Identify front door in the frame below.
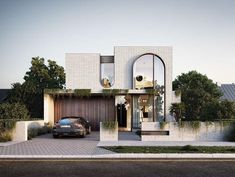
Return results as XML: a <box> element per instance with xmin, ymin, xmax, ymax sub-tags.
<box><xmin>132</xmin><ymin>95</ymin><xmax>154</xmax><ymax>128</ymax></box>
<box><xmin>117</xmin><ymin>103</ymin><xmax>127</xmax><ymax>127</ymax></box>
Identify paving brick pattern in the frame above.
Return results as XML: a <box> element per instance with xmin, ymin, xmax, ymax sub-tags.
<box><xmin>0</xmin><ymin>132</ymin><xmax>113</xmax><ymax>155</ymax></box>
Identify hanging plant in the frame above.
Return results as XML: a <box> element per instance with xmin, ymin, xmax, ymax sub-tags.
<box><xmin>145</xmin><ymin>89</ymin><xmax>161</xmax><ymax>96</ymax></box>
<box><xmin>102</xmin><ymin>89</ymin><xmax>113</xmax><ymax>97</ymax></box>
<box><xmin>112</xmin><ymin>89</ymin><xmax>121</xmax><ymax>95</ymax></box>
<box><xmin>44</xmin><ymin>88</ymin><xmax>62</xmax><ymax>95</ymax></box>
<box><xmin>189</xmin><ymin>121</ymin><xmax>201</xmax><ymax>132</ymax></box>
<box><xmin>102</xmin><ymin>89</ymin><xmax>129</xmax><ymax>97</ymax></box>
<box><xmin>178</xmin><ymin>120</ymin><xmax>185</xmax><ymax>129</ymax></box>
<box><xmin>74</xmin><ymin>89</ymin><xmax>91</xmax><ymax>97</ymax></box>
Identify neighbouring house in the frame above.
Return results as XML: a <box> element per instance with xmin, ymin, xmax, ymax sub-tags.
<box><xmin>44</xmin><ymin>46</ymin><xmax>181</xmax><ymax>131</ymax></box>
<box><xmin>220</xmin><ymin>83</ymin><xmax>235</xmax><ymax>102</ymax></box>
<box><xmin>0</xmin><ymin>89</ymin><xmax>10</xmax><ymax>103</ymax></box>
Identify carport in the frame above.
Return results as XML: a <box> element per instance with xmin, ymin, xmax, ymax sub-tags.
<box><xmin>44</xmin><ymin>92</ymin><xmax>115</xmax><ymax>131</ymax></box>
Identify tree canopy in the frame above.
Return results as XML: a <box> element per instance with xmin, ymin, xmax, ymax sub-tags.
<box><xmin>172</xmin><ymin>70</ymin><xmax>235</xmax><ymax>121</ymax></box>
<box><xmin>7</xmin><ymin>57</ymin><xmax>65</xmax><ymax>118</ymax></box>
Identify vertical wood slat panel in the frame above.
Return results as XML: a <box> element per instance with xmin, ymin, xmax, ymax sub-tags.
<box><xmin>54</xmin><ymin>96</ymin><xmax>115</xmax><ymax>130</ymax></box>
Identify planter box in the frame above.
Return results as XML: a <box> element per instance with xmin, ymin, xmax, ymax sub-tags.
<box><xmin>100</xmin><ymin>122</ymin><xmax>118</xmax><ymax>141</ymax></box>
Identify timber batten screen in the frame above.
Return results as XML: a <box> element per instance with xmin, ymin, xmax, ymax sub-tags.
<box><xmin>54</xmin><ymin>96</ymin><xmax>115</xmax><ymax>131</ymax></box>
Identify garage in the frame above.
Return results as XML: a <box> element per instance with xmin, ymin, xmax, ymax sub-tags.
<box><xmin>54</xmin><ymin>96</ymin><xmax>115</xmax><ymax>131</ymax></box>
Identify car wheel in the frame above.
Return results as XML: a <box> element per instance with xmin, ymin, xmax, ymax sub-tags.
<box><xmin>80</xmin><ymin>132</ymin><xmax>85</xmax><ymax>138</ymax></box>
<box><xmin>87</xmin><ymin>127</ymin><xmax>91</xmax><ymax>134</ymax></box>
<box><xmin>53</xmin><ymin>135</ymin><xmax>59</xmax><ymax>138</ymax></box>
<box><xmin>82</xmin><ymin>130</ymin><xmax>87</xmax><ymax>138</ymax></box>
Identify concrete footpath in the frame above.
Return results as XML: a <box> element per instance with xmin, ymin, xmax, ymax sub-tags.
<box><xmin>1</xmin><ymin>153</ymin><xmax>235</xmax><ymax>159</ymax></box>
<box><xmin>1</xmin><ymin>133</ymin><xmax>235</xmax><ymax>159</ymax></box>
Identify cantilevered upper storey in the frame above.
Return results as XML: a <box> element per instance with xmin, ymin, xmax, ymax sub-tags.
<box><xmin>65</xmin><ymin>46</ymin><xmax>172</xmax><ymax>91</ymax></box>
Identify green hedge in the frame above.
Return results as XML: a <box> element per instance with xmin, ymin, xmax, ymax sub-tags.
<box><xmin>0</xmin><ymin>103</ymin><xmax>30</xmax><ymax>120</ymax></box>
<box><xmin>0</xmin><ymin>103</ymin><xmax>30</xmax><ymax>131</ymax></box>
<box><xmin>0</xmin><ymin>103</ymin><xmax>30</xmax><ymax>142</ymax></box>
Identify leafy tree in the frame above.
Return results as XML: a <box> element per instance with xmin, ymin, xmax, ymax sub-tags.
<box><xmin>172</xmin><ymin>71</ymin><xmax>222</xmax><ymax>121</ymax></box>
<box><xmin>7</xmin><ymin>57</ymin><xmax>65</xmax><ymax>118</ymax></box>
<box><xmin>170</xmin><ymin>103</ymin><xmax>185</xmax><ymax>121</ymax></box>
<box><xmin>201</xmin><ymin>100</ymin><xmax>235</xmax><ymax>121</ymax></box>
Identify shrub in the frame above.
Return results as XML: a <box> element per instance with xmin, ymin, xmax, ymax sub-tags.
<box><xmin>0</xmin><ymin>130</ymin><xmax>13</xmax><ymax>142</ymax></box>
<box><xmin>224</xmin><ymin>122</ymin><xmax>235</xmax><ymax>142</ymax></box>
<box><xmin>102</xmin><ymin>121</ymin><xmax>117</xmax><ymax>131</ymax></box>
<box><xmin>0</xmin><ymin>103</ymin><xmax>30</xmax><ymax>140</ymax></box>
<box><xmin>181</xmin><ymin>145</ymin><xmax>199</xmax><ymax>152</ymax></box>
<box><xmin>38</xmin><ymin>125</ymin><xmax>52</xmax><ymax>135</ymax></box>
<box><xmin>0</xmin><ymin>119</ymin><xmax>18</xmax><ymax>130</ymax></box>
<box><xmin>28</xmin><ymin>128</ymin><xmax>38</xmax><ymax>140</ymax></box>
<box><xmin>28</xmin><ymin>123</ymin><xmax>52</xmax><ymax>140</ymax></box>
<box><xmin>0</xmin><ymin>102</ymin><xmax>30</xmax><ymax>120</ymax></box>
<box><xmin>159</xmin><ymin>121</ymin><xmax>168</xmax><ymax>129</ymax></box>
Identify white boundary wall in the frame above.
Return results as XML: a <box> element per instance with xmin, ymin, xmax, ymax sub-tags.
<box><xmin>12</xmin><ymin>120</ymin><xmax>44</xmax><ymax>141</ymax></box>
<box><xmin>141</xmin><ymin>122</ymin><xmax>232</xmax><ymax>141</ymax></box>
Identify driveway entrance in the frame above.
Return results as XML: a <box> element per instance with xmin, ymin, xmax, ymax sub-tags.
<box><xmin>0</xmin><ymin>132</ymin><xmax>112</xmax><ymax>156</ymax></box>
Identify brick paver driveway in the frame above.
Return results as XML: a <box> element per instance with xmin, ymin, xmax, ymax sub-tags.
<box><xmin>0</xmin><ymin>132</ymin><xmax>113</xmax><ymax>156</ymax></box>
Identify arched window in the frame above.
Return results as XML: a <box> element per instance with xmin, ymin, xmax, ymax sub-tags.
<box><xmin>133</xmin><ymin>54</ymin><xmax>165</xmax><ymax>123</ymax></box>
<box><xmin>133</xmin><ymin>54</ymin><xmax>153</xmax><ymax>89</ymax></box>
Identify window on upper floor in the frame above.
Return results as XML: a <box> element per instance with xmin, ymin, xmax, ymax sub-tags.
<box><xmin>133</xmin><ymin>53</ymin><xmax>165</xmax><ymax>121</ymax></box>
<box><xmin>133</xmin><ymin>54</ymin><xmax>165</xmax><ymax>90</ymax></box>
<box><xmin>100</xmin><ymin>56</ymin><xmax>114</xmax><ymax>88</ymax></box>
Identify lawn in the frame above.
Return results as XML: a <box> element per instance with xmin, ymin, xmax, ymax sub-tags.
<box><xmin>104</xmin><ymin>145</ymin><xmax>235</xmax><ymax>153</ymax></box>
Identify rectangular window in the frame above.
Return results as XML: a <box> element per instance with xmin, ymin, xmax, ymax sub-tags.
<box><xmin>100</xmin><ymin>56</ymin><xmax>114</xmax><ymax>88</ymax></box>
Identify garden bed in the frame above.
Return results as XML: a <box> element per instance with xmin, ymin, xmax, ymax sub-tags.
<box><xmin>104</xmin><ymin>145</ymin><xmax>235</xmax><ymax>153</ymax></box>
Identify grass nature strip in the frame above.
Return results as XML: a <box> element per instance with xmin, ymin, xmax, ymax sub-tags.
<box><xmin>104</xmin><ymin>145</ymin><xmax>235</xmax><ymax>153</ymax></box>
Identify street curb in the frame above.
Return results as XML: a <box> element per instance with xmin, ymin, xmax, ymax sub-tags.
<box><xmin>1</xmin><ymin>153</ymin><xmax>235</xmax><ymax>159</ymax></box>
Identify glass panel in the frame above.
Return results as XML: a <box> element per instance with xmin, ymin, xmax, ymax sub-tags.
<box><xmin>154</xmin><ymin>56</ymin><xmax>164</xmax><ymax>89</ymax></box>
<box><xmin>154</xmin><ymin>95</ymin><xmax>164</xmax><ymax>121</ymax></box>
<box><xmin>132</xmin><ymin>95</ymin><xmax>153</xmax><ymax>128</ymax></box>
<box><xmin>133</xmin><ymin>96</ymin><xmax>140</xmax><ymax>128</ymax></box>
<box><xmin>139</xmin><ymin>95</ymin><xmax>153</xmax><ymax>122</ymax></box>
<box><xmin>101</xmin><ymin>63</ymin><xmax>114</xmax><ymax>88</ymax></box>
<box><xmin>133</xmin><ymin>55</ymin><xmax>153</xmax><ymax>89</ymax></box>
<box><xmin>132</xmin><ymin>54</ymin><xmax>165</xmax><ymax>123</ymax></box>
<box><xmin>154</xmin><ymin>56</ymin><xmax>165</xmax><ymax>121</ymax></box>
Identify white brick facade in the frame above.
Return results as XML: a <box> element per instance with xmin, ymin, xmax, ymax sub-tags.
<box><xmin>65</xmin><ymin>53</ymin><xmax>102</xmax><ymax>90</ymax></box>
<box><xmin>66</xmin><ymin>46</ymin><xmax>172</xmax><ymax>90</ymax></box>
<box><xmin>65</xmin><ymin>46</ymin><xmax>173</xmax><ymax>119</ymax></box>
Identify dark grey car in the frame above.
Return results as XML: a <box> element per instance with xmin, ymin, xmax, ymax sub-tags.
<box><xmin>52</xmin><ymin>116</ymin><xmax>91</xmax><ymax>138</ymax></box>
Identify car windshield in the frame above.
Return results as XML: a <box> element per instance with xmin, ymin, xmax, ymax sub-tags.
<box><xmin>59</xmin><ymin>118</ymin><xmax>77</xmax><ymax>125</ymax></box>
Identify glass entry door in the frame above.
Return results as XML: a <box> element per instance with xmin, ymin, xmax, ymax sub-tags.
<box><xmin>132</xmin><ymin>95</ymin><xmax>153</xmax><ymax>128</ymax></box>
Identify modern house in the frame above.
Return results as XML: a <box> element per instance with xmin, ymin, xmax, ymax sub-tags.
<box><xmin>0</xmin><ymin>89</ymin><xmax>10</xmax><ymax>103</ymax></box>
<box><xmin>220</xmin><ymin>84</ymin><xmax>235</xmax><ymax>102</ymax></box>
<box><xmin>44</xmin><ymin>46</ymin><xmax>180</xmax><ymax>131</ymax></box>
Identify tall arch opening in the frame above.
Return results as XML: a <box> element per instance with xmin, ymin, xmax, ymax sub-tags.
<box><xmin>132</xmin><ymin>54</ymin><xmax>165</xmax><ymax>127</ymax></box>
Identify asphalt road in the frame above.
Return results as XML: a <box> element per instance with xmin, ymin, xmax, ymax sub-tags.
<box><xmin>1</xmin><ymin>159</ymin><xmax>235</xmax><ymax>177</ymax></box>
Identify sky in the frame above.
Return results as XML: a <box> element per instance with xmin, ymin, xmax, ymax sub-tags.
<box><xmin>0</xmin><ymin>0</ymin><xmax>235</xmax><ymax>88</ymax></box>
